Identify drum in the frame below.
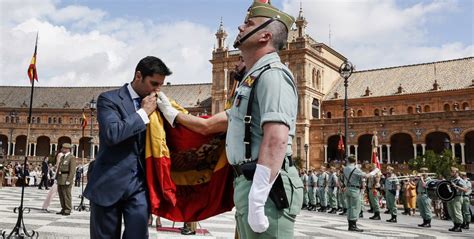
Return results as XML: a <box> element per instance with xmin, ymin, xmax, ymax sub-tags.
<box><xmin>427</xmin><ymin>180</ymin><xmax>455</xmax><ymax>202</ymax></box>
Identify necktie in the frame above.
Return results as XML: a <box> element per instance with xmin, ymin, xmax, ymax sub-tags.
<box><xmin>133</xmin><ymin>98</ymin><xmax>142</xmax><ymax>110</ymax></box>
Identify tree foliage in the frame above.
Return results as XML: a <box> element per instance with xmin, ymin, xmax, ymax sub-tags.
<box><xmin>408</xmin><ymin>149</ymin><xmax>461</xmax><ymax>179</ymax></box>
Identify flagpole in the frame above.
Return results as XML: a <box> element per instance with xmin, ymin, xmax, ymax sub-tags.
<box><xmin>2</xmin><ymin>34</ymin><xmax>39</xmax><ymax>239</ymax></box>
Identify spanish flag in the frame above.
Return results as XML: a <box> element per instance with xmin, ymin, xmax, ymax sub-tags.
<box><xmin>145</xmin><ymin>100</ymin><xmax>234</xmax><ymax>222</ymax></box>
<box><xmin>27</xmin><ymin>33</ymin><xmax>38</xmax><ymax>84</ymax></box>
<box><xmin>81</xmin><ymin>111</ymin><xmax>88</xmax><ymax>129</ymax></box>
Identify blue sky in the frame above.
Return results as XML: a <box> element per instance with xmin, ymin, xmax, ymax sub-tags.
<box><xmin>0</xmin><ymin>0</ymin><xmax>472</xmax><ymax>86</ymax></box>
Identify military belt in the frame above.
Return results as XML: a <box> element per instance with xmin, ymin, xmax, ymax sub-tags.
<box><xmin>231</xmin><ymin>156</ymin><xmax>293</xmax><ymax>178</ymax></box>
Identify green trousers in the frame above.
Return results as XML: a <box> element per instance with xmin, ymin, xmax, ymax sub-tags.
<box><xmin>462</xmin><ymin>196</ymin><xmax>471</xmax><ymax>224</ymax></box>
<box><xmin>328</xmin><ymin>187</ymin><xmax>337</xmax><ymax>208</ymax></box>
<box><xmin>345</xmin><ymin>188</ymin><xmax>361</xmax><ymax>221</ymax></box>
<box><xmin>308</xmin><ymin>187</ymin><xmax>316</xmax><ymax>205</ymax></box>
<box><xmin>58</xmin><ymin>184</ymin><xmax>72</xmax><ymax>214</ymax></box>
<box><xmin>416</xmin><ymin>194</ymin><xmax>432</xmax><ymax>220</ymax></box>
<box><xmin>303</xmin><ymin>187</ymin><xmax>308</xmax><ymax>206</ymax></box>
<box><xmin>447</xmin><ymin>196</ymin><xmax>463</xmax><ymax>224</ymax></box>
<box><xmin>319</xmin><ymin>187</ymin><xmax>327</xmax><ymax>207</ymax></box>
<box><xmin>234</xmin><ymin>166</ymin><xmax>303</xmax><ymax>238</ymax></box>
<box><xmin>338</xmin><ymin>189</ymin><xmax>346</xmax><ymax>209</ymax></box>
<box><xmin>368</xmin><ymin>189</ymin><xmax>380</xmax><ymax>213</ymax></box>
<box><xmin>385</xmin><ymin>190</ymin><xmax>397</xmax><ymax>216</ymax></box>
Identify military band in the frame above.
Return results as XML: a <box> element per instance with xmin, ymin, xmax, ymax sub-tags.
<box><xmin>299</xmin><ymin>161</ymin><xmax>472</xmax><ymax>234</ymax></box>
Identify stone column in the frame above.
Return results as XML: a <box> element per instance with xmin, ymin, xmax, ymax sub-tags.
<box><xmin>12</xmin><ymin>142</ymin><xmax>16</xmax><ymax>156</ymax></box>
<box><xmin>413</xmin><ymin>144</ymin><xmax>417</xmax><ymax>158</ymax></box>
<box><xmin>49</xmin><ymin>144</ymin><xmax>53</xmax><ymax>155</ymax></box>
<box><xmin>7</xmin><ymin>141</ymin><xmax>11</xmax><ymax>156</ymax></box>
<box><xmin>460</xmin><ymin>143</ymin><xmax>465</xmax><ymax>165</ymax></box>
<box><xmin>421</xmin><ymin>144</ymin><xmax>426</xmax><ymax>155</ymax></box>
<box><xmin>33</xmin><ymin>143</ymin><xmax>37</xmax><ymax>156</ymax></box>
<box><xmin>451</xmin><ymin>143</ymin><xmax>455</xmax><ymax>159</ymax></box>
<box><xmin>324</xmin><ymin>145</ymin><xmax>328</xmax><ymax>164</ymax></box>
<box><xmin>74</xmin><ymin>144</ymin><xmax>79</xmax><ymax>157</ymax></box>
<box><xmin>379</xmin><ymin>145</ymin><xmax>383</xmax><ymax>162</ymax></box>
<box><xmin>387</xmin><ymin>144</ymin><xmax>391</xmax><ymax>164</ymax></box>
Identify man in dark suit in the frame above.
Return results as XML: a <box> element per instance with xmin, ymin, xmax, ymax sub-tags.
<box><xmin>84</xmin><ymin>56</ymin><xmax>171</xmax><ymax>239</ymax></box>
<box><xmin>38</xmin><ymin>156</ymin><xmax>49</xmax><ymax>190</ymax></box>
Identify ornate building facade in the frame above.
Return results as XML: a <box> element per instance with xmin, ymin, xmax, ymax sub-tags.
<box><xmin>1</xmin><ymin>7</ymin><xmax>473</xmax><ymax>173</ymax></box>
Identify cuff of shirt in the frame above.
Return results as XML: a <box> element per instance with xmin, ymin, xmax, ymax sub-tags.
<box><xmin>260</xmin><ymin>112</ymin><xmax>292</xmax><ymax>129</ymax></box>
<box><xmin>137</xmin><ymin>109</ymin><xmax>150</xmax><ymax>124</ymax></box>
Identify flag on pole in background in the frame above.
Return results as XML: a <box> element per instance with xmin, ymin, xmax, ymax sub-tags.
<box><xmin>337</xmin><ymin>133</ymin><xmax>344</xmax><ymax>153</ymax></box>
<box><xmin>81</xmin><ymin>111</ymin><xmax>88</xmax><ymax>130</ymax></box>
<box><xmin>371</xmin><ymin>131</ymin><xmax>381</xmax><ymax>169</ymax></box>
<box><xmin>27</xmin><ymin>33</ymin><xmax>39</xmax><ymax>83</ymax></box>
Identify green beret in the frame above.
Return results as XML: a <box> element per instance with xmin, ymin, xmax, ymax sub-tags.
<box><xmin>245</xmin><ymin>0</ymin><xmax>295</xmax><ymax>31</ymax></box>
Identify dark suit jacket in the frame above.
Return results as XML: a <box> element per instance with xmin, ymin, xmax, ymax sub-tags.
<box><xmin>84</xmin><ymin>84</ymin><xmax>147</xmax><ymax>207</ymax></box>
<box><xmin>41</xmin><ymin>161</ymin><xmax>48</xmax><ymax>175</ymax></box>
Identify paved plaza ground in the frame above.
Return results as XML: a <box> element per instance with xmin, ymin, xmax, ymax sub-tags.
<box><xmin>0</xmin><ymin>186</ymin><xmax>473</xmax><ymax>238</ymax></box>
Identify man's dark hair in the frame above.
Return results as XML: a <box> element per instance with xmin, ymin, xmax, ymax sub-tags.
<box><xmin>347</xmin><ymin>155</ymin><xmax>356</xmax><ymax>163</ymax></box>
<box><xmin>135</xmin><ymin>56</ymin><xmax>172</xmax><ymax>80</ymax></box>
<box><xmin>265</xmin><ymin>21</ymin><xmax>288</xmax><ymax>51</ymax></box>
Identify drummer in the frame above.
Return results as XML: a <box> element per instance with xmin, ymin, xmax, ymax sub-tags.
<box><xmin>416</xmin><ymin>167</ymin><xmax>432</xmax><ymax>228</ymax></box>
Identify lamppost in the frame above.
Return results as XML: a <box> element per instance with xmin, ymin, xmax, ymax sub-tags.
<box><xmin>304</xmin><ymin>143</ymin><xmax>309</xmax><ymax>172</ymax></box>
<box><xmin>339</xmin><ymin>60</ymin><xmax>354</xmax><ymax>160</ymax></box>
<box><xmin>89</xmin><ymin>98</ymin><xmax>97</xmax><ymax>160</ymax></box>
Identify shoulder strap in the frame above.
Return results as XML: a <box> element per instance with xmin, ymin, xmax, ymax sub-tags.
<box><xmin>244</xmin><ymin>64</ymin><xmax>272</xmax><ymax>160</ymax></box>
<box><xmin>347</xmin><ymin>167</ymin><xmax>357</xmax><ymax>185</ymax></box>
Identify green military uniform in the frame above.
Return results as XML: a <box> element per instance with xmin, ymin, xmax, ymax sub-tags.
<box><xmin>384</xmin><ymin>173</ymin><xmax>399</xmax><ymax>220</ymax></box>
<box><xmin>343</xmin><ymin>162</ymin><xmax>364</xmax><ymax>231</ymax></box>
<box><xmin>461</xmin><ymin>176</ymin><xmax>471</xmax><ymax>229</ymax></box>
<box><xmin>308</xmin><ymin>172</ymin><xmax>317</xmax><ymax>209</ymax></box>
<box><xmin>416</xmin><ymin>175</ymin><xmax>432</xmax><ymax>227</ymax></box>
<box><xmin>367</xmin><ymin>171</ymin><xmax>381</xmax><ymax>220</ymax></box>
<box><xmin>314</xmin><ymin>172</ymin><xmax>320</xmax><ymax>206</ymax></box>
<box><xmin>227</xmin><ymin>5</ymin><xmax>302</xmax><ymax>233</ymax></box>
<box><xmin>301</xmin><ymin>172</ymin><xmax>308</xmax><ymax>208</ymax></box>
<box><xmin>327</xmin><ymin>171</ymin><xmax>338</xmax><ymax>212</ymax></box>
<box><xmin>318</xmin><ymin>170</ymin><xmax>328</xmax><ymax>211</ymax></box>
<box><xmin>337</xmin><ymin>170</ymin><xmax>347</xmax><ymax>213</ymax></box>
<box><xmin>57</xmin><ymin>150</ymin><xmax>77</xmax><ymax>215</ymax></box>
<box><xmin>447</xmin><ymin>175</ymin><xmax>467</xmax><ymax>231</ymax></box>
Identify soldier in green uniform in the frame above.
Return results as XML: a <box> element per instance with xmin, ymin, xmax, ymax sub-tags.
<box><xmin>300</xmin><ymin>169</ymin><xmax>308</xmax><ymax>209</ymax></box>
<box><xmin>337</xmin><ymin>167</ymin><xmax>348</xmax><ymax>215</ymax></box>
<box><xmin>308</xmin><ymin>169</ymin><xmax>318</xmax><ymax>211</ymax></box>
<box><xmin>56</xmin><ymin>143</ymin><xmax>77</xmax><ymax>216</ymax></box>
<box><xmin>317</xmin><ymin>166</ymin><xmax>329</xmax><ymax>212</ymax></box>
<box><xmin>157</xmin><ymin>1</ymin><xmax>302</xmax><ymax>237</ymax></box>
<box><xmin>460</xmin><ymin>171</ymin><xmax>471</xmax><ymax>230</ymax></box>
<box><xmin>368</xmin><ymin>164</ymin><xmax>382</xmax><ymax>220</ymax></box>
<box><xmin>384</xmin><ymin>166</ymin><xmax>400</xmax><ymax>223</ymax></box>
<box><xmin>314</xmin><ymin>170</ymin><xmax>321</xmax><ymax>207</ymax></box>
<box><xmin>447</xmin><ymin>167</ymin><xmax>467</xmax><ymax>232</ymax></box>
<box><xmin>327</xmin><ymin>166</ymin><xmax>338</xmax><ymax>213</ymax></box>
<box><xmin>342</xmin><ymin>156</ymin><xmax>379</xmax><ymax>232</ymax></box>
<box><xmin>416</xmin><ymin>167</ymin><xmax>432</xmax><ymax>228</ymax></box>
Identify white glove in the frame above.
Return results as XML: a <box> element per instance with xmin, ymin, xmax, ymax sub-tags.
<box><xmin>248</xmin><ymin>164</ymin><xmax>278</xmax><ymax>233</ymax></box>
<box><xmin>395</xmin><ymin>190</ymin><xmax>399</xmax><ymax>200</ymax></box>
<box><xmin>369</xmin><ymin>168</ymin><xmax>380</xmax><ymax>176</ymax></box>
<box><xmin>65</xmin><ymin>181</ymin><xmax>70</xmax><ymax>186</ymax></box>
<box><xmin>156</xmin><ymin>92</ymin><xmax>179</xmax><ymax>127</ymax></box>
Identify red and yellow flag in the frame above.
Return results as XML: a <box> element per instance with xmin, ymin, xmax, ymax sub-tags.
<box><xmin>27</xmin><ymin>33</ymin><xmax>38</xmax><ymax>84</ymax></box>
<box><xmin>145</xmin><ymin>101</ymin><xmax>234</xmax><ymax>222</ymax></box>
<box><xmin>81</xmin><ymin>111</ymin><xmax>88</xmax><ymax>129</ymax></box>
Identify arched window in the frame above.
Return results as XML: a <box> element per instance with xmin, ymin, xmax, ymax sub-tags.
<box><xmin>32</xmin><ymin>117</ymin><xmax>36</xmax><ymax>124</ymax></box>
<box><xmin>389</xmin><ymin>108</ymin><xmax>395</xmax><ymax>115</ymax></box>
<box><xmin>53</xmin><ymin>117</ymin><xmax>57</xmax><ymax>124</ymax></box>
<box><xmin>5</xmin><ymin>116</ymin><xmax>9</xmax><ymax>123</ymax></box>
<box><xmin>58</xmin><ymin>117</ymin><xmax>62</xmax><ymax>124</ymax></box>
<box><xmin>374</xmin><ymin>109</ymin><xmax>380</xmax><ymax>116</ymax></box>
<box><xmin>357</xmin><ymin>110</ymin><xmax>363</xmax><ymax>117</ymax></box>
<box><xmin>316</xmin><ymin>70</ymin><xmax>321</xmax><ymax>90</ymax></box>
<box><xmin>69</xmin><ymin>118</ymin><xmax>73</xmax><ymax>124</ymax></box>
<box><xmin>312</xmin><ymin>68</ymin><xmax>317</xmax><ymax>88</ymax></box>
<box><xmin>407</xmin><ymin>106</ymin><xmax>413</xmax><ymax>114</ymax></box>
<box><xmin>48</xmin><ymin>117</ymin><xmax>52</xmax><ymax>124</ymax></box>
<box><xmin>37</xmin><ymin>117</ymin><xmax>41</xmax><ymax>124</ymax></box>
<box><xmin>312</xmin><ymin>99</ymin><xmax>320</xmax><ymax>119</ymax></box>
<box><xmin>444</xmin><ymin>103</ymin><xmax>450</xmax><ymax>112</ymax></box>
<box><xmin>326</xmin><ymin>112</ymin><xmax>332</xmax><ymax>119</ymax></box>
<box><xmin>424</xmin><ymin>105</ymin><xmax>430</xmax><ymax>112</ymax></box>
<box><xmin>462</xmin><ymin>102</ymin><xmax>470</xmax><ymax>110</ymax></box>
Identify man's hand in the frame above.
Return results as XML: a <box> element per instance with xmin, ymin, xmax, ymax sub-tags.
<box><xmin>248</xmin><ymin>164</ymin><xmax>278</xmax><ymax>233</ymax></box>
<box><xmin>141</xmin><ymin>92</ymin><xmax>158</xmax><ymax>116</ymax></box>
<box><xmin>156</xmin><ymin>92</ymin><xmax>179</xmax><ymax>126</ymax></box>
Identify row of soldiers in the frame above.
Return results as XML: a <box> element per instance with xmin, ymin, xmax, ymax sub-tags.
<box><xmin>300</xmin><ymin>157</ymin><xmax>472</xmax><ymax>232</ymax></box>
